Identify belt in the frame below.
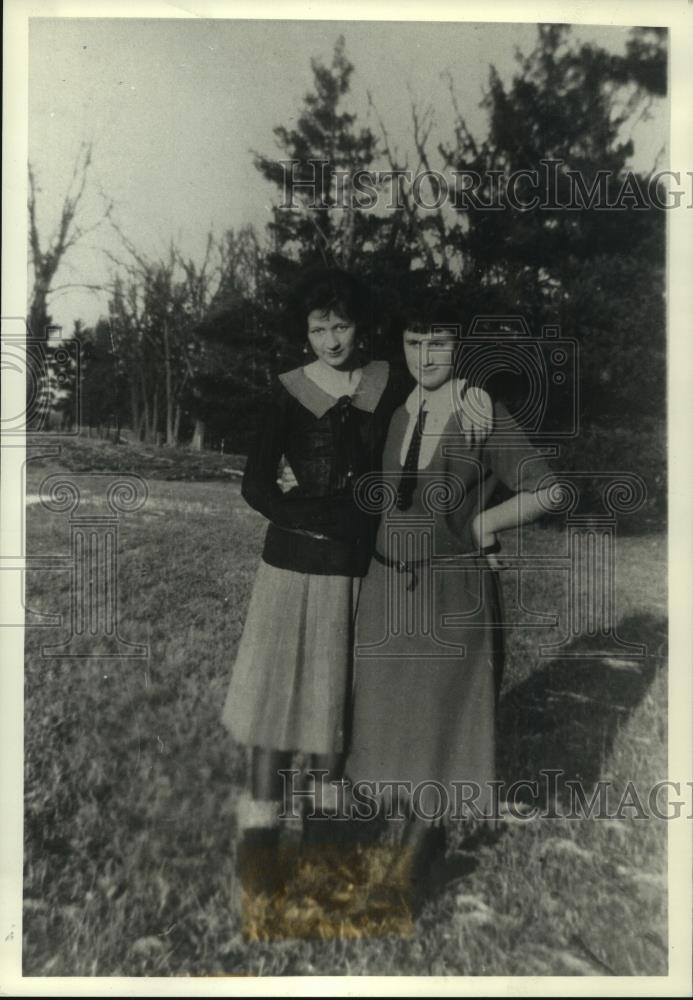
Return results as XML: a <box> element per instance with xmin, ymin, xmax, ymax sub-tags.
<box><xmin>373</xmin><ymin>546</ymin><xmax>500</xmax><ymax>591</ymax></box>
<box><xmin>372</xmin><ymin>550</ymin><xmax>430</xmax><ymax>592</ymax></box>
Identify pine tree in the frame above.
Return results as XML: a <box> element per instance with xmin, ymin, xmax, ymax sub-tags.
<box><xmin>254</xmin><ymin>36</ymin><xmax>380</xmax><ymax>276</ymax></box>
<box><xmin>440</xmin><ymin>24</ymin><xmax>665</xmax><ymax>420</ymax></box>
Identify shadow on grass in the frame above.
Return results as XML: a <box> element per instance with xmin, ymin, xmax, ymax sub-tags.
<box><xmin>263</xmin><ymin>611</ymin><xmax>669</xmax><ymax>926</ymax></box>
<box><xmin>497</xmin><ymin>610</ymin><xmax>668</xmax><ymax>804</ymax></box>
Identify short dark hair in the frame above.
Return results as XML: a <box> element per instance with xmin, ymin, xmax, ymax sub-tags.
<box><xmin>403</xmin><ymin>290</ymin><xmax>464</xmax><ymax>336</ymax></box>
<box><xmin>286</xmin><ymin>267</ymin><xmax>373</xmax><ymax>344</ymax></box>
<box><xmin>388</xmin><ymin>287</ymin><xmax>467</xmax><ymax>344</ymax></box>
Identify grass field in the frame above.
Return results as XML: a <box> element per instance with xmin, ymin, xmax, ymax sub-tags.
<box><xmin>22</xmin><ymin>436</ymin><xmax>668</xmax><ymax>976</ymax></box>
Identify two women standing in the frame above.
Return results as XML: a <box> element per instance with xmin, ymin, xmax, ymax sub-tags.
<box><xmin>221</xmin><ymin>266</ymin><xmax>558</xmax><ymax>906</ymax></box>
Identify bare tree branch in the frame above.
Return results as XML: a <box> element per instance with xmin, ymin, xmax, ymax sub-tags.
<box><xmin>48</xmin><ymin>283</ymin><xmax>111</xmax><ymax>294</ymax></box>
<box><xmin>409</xmin><ymin>97</ymin><xmax>451</xmax><ymax>278</ymax></box>
<box><xmin>27</xmin><ymin>141</ymin><xmax>111</xmax><ymax>333</ymax></box>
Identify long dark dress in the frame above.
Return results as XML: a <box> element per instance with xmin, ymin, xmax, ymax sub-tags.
<box><xmin>345</xmin><ymin>393</ymin><xmax>556</xmax><ymax>821</ymax></box>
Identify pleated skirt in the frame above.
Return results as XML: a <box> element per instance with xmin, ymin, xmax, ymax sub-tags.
<box><xmin>222</xmin><ymin>559</ymin><xmax>361</xmax><ymax>754</ymax></box>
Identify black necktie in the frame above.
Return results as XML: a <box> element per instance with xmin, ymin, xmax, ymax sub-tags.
<box><xmin>395</xmin><ymin>403</ymin><xmax>427</xmax><ymax>511</ymax></box>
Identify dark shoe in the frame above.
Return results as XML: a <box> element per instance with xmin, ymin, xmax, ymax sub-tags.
<box><xmin>300</xmin><ymin>778</ymin><xmax>352</xmax><ymax>848</ymax></box>
<box><xmin>236</xmin><ymin>827</ymin><xmax>281</xmax><ymax>896</ymax></box>
<box><xmin>385</xmin><ymin>820</ymin><xmax>447</xmax><ymax>915</ymax></box>
<box><xmin>236</xmin><ymin>824</ymin><xmax>301</xmax><ymax>897</ymax></box>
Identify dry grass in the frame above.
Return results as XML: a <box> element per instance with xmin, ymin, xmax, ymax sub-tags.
<box><xmin>22</xmin><ymin>436</ymin><xmax>667</xmax><ymax>976</ymax></box>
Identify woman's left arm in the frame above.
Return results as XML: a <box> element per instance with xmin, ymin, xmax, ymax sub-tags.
<box><xmin>473</xmin><ymin>488</ymin><xmax>557</xmax><ymax>541</ymax></box>
<box><xmin>471</xmin><ymin>488</ymin><xmax>561</xmax><ymax>569</ymax></box>
<box><xmin>472</xmin><ymin>400</ymin><xmax>565</xmax><ymax>567</ymax></box>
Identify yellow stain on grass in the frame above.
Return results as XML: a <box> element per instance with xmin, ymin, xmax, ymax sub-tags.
<box><xmin>239</xmin><ymin>843</ymin><xmax>417</xmax><ymax>941</ymax></box>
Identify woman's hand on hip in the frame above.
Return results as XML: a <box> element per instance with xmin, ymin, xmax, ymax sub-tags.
<box><xmin>471</xmin><ymin>513</ymin><xmax>503</xmax><ymax>570</ymax></box>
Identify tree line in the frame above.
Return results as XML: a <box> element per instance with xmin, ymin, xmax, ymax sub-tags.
<box><xmin>28</xmin><ymin>24</ymin><xmax>666</xmax><ymax>518</ymax></box>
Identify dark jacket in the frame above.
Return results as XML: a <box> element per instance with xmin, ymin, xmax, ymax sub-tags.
<box><xmin>241</xmin><ymin>360</ymin><xmax>410</xmax><ymax>576</ymax></box>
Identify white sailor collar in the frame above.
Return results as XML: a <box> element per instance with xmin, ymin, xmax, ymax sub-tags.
<box><xmin>279</xmin><ymin>360</ymin><xmax>390</xmax><ymax>419</ymax></box>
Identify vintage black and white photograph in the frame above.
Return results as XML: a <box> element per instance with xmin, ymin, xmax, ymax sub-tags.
<box><xmin>3</xmin><ymin>0</ymin><xmax>691</xmax><ymax>989</ymax></box>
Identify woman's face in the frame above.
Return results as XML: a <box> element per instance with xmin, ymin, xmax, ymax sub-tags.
<box><xmin>403</xmin><ymin>329</ymin><xmax>458</xmax><ymax>391</ymax></box>
<box><xmin>306</xmin><ymin>308</ymin><xmax>357</xmax><ymax>370</ymax></box>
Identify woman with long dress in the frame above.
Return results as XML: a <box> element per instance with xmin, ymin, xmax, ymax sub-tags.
<box><xmin>345</xmin><ymin>296</ymin><xmax>561</xmax><ymax>903</ymax></box>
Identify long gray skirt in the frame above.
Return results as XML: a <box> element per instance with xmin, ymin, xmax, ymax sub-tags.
<box><xmin>222</xmin><ymin>560</ymin><xmax>361</xmax><ymax>754</ymax></box>
<box><xmin>345</xmin><ymin>554</ymin><xmax>504</xmax><ymax>822</ymax></box>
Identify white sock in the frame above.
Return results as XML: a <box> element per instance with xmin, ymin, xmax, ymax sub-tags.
<box><xmin>236</xmin><ymin>792</ymin><xmax>280</xmax><ymax>831</ymax></box>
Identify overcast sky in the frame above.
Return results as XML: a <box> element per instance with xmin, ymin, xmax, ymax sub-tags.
<box><xmin>28</xmin><ymin>18</ymin><xmax>668</xmax><ymax>332</ymax></box>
